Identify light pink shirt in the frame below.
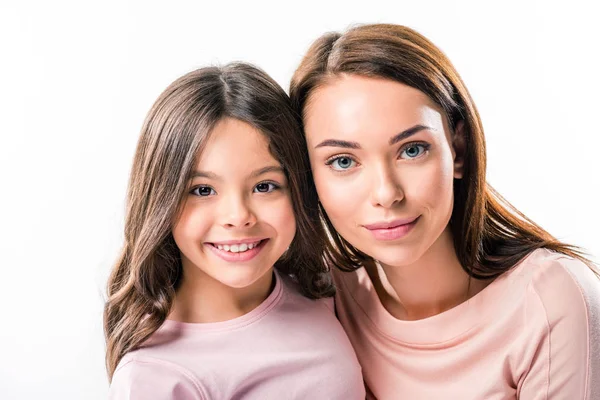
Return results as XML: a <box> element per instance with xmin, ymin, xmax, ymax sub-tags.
<box><xmin>109</xmin><ymin>272</ymin><xmax>365</xmax><ymax>399</ymax></box>
<box><xmin>333</xmin><ymin>249</ymin><xmax>600</xmax><ymax>399</ymax></box>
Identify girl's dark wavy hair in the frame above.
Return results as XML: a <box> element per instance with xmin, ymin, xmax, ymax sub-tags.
<box><xmin>104</xmin><ymin>62</ymin><xmax>334</xmax><ymax>379</ymax></box>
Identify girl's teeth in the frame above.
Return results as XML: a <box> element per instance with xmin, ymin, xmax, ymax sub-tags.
<box><xmin>214</xmin><ymin>241</ymin><xmax>260</xmax><ymax>253</ymax></box>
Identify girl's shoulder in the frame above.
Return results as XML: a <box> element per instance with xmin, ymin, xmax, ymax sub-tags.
<box><xmin>109</xmin><ymin>354</ymin><xmax>206</xmax><ymax>400</ymax></box>
<box><xmin>277</xmin><ymin>271</ymin><xmax>336</xmax><ymax>314</ymax></box>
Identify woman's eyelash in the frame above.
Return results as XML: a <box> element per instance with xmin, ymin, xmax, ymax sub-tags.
<box><xmin>324</xmin><ymin>154</ymin><xmax>359</xmax><ymax>172</ymax></box>
<box><xmin>324</xmin><ymin>154</ymin><xmax>357</xmax><ymax>165</ymax></box>
<box><xmin>400</xmin><ymin>141</ymin><xmax>430</xmax><ymax>150</ymax></box>
<box><xmin>399</xmin><ymin>141</ymin><xmax>431</xmax><ymax>156</ymax></box>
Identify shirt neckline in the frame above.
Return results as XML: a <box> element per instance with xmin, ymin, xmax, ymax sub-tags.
<box><xmin>161</xmin><ymin>269</ymin><xmax>284</xmax><ymax>333</ymax></box>
<box><xmin>336</xmin><ymin>251</ymin><xmax>539</xmax><ymax>345</ymax></box>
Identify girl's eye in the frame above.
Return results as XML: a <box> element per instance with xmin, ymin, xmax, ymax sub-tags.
<box><xmin>254</xmin><ymin>182</ymin><xmax>279</xmax><ymax>193</ymax></box>
<box><xmin>400</xmin><ymin>143</ymin><xmax>429</xmax><ymax>159</ymax></box>
<box><xmin>326</xmin><ymin>156</ymin><xmax>357</xmax><ymax>171</ymax></box>
<box><xmin>191</xmin><ymin>186</ymin><xmax>216</xmax><ymax>197</ymax></box>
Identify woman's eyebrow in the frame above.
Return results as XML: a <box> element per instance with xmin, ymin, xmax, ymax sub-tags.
<box><xmin>389</xmin><ymin>124</ymin><xmax>434</xmax><ymax>145</ymax></box>
<box><xmin>314</xmin><ymin>124</ymin><xmax>435</xmax><ymax>150</ymax></box>
<box><xmin>314</xmin><ymin>139</ymin><xmax>361</xmax><ymax>149</ymax></box>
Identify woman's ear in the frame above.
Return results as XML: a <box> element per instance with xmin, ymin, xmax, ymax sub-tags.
<box><xmin>452</xmin><ymin>120</ymin><xmax>466</xmax><ymax>179</ymax></box>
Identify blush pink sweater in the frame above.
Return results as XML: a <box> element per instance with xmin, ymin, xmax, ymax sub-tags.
<box><xmin>109</xmin><ymin>271</ymin><xmax>365</xmax><ymax>399</ymax></box>
<box><xmin>333</xmin><ymin>249</ymin><xmax>600</xmax><ymax>399</ymax></box>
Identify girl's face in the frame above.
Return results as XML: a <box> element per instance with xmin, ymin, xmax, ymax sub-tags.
<box><xmin>303</xmin><ymin>75</ymin><xmax>464</xmax><ymax>268</ymax></box>
<box><xmin>172</xmin><ymin>118</ymin><xmax>296</xmax><ymax>289</ymax></box>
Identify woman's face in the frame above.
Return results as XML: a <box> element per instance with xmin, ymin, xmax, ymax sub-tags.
<box><xmin>303</xmin><ymin>75</ymin><xmax>464</xmax><ymax>267</ymax></box>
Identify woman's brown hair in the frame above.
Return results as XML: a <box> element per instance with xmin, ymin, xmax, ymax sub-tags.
<box><xmin>104</xmin><ymin>62</ymin><xmax>333</xmax><ymax>379</ymax></box>
<box><xmin>290</xmin><ymin>23</ymin><xmax>594</xmax><ymax>278</ymax></box>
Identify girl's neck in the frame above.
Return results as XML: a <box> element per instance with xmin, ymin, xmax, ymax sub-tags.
<box><xmin>169</xmin><ymin>264</ymin><xmax>275</xmax><ymax>324</ymax></box>
<box><xmin>366</xmin><ymin>226</ymin><xmax>492</xmax><ymax>321</ymax></box>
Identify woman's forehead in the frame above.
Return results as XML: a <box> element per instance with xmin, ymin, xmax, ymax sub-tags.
<box><xmin>303</xmin><ymin>75</ymin><xmax>448</xmax><ymax>147</ymax></box>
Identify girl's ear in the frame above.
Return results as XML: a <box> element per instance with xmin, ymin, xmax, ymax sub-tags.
<box><xmin>452</xmin><ymin>120</ymin><xmax>466</xmax><ymax>179</ymax></box>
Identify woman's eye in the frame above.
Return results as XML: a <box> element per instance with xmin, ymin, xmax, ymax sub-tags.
<box><xmin>254</xmin><ymin>182</ymin><xmax>278</xmax><ymax>193</ymax></box>
<box><xmin>400</xmin><ymin>144</ymin><xmax>428</xmax><ymax>159</ymax></box>
<box><xmin>191</xmin><ymin>186</ymin><xmax>216</xmax><ymax>197</ymax></box>
<box><xmin>327</xmin><ymin>156</ymin><xmax>357</xmax><ymax>171</ymax></box>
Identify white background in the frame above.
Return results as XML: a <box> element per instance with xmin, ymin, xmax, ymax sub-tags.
<box><xmin>1</xmin><ymin>0</ymin><xmax>598</xmax><ymax>398</ymax></box>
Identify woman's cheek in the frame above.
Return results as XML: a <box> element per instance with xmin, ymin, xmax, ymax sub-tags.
<box><xmin>317</xmin><ymin>171</ymin><xmax>364</xmax><ymax>228</ymax></box>
<box><xmin>413</xmin><ymin>160</ymin><xmax>454</xmax><ymax>214</ymax></box>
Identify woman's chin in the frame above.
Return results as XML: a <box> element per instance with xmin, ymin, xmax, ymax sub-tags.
<box><xmin>375</xmin><ymin>253</ymin><xmax>421</xmax><ymax>269</ymax></box>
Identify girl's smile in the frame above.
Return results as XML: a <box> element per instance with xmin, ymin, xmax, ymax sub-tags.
<box><xmin>206</xmin><ymin>238</ymin><xmax>269</xmax><ymax>262</ymax></box>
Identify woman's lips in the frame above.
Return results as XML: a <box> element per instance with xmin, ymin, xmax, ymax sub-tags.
<box><xmin>363</xmin><ymin>216</ymin><xmax>419</xmax><ymax>241</ymax></box>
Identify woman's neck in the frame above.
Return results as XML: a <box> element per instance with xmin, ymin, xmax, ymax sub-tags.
<box><xmin>366</xmin><ymin>227</ymin><xmax>491</xmax><ymax>321</ymax></box>
<box><xmin>169</xmin><ymin>263</ymin><xmax>275</xmax><ymax>324</ymax></box>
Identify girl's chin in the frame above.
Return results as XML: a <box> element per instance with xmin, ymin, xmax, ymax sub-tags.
<box><xmin>216</xmin><ymin>271</ymin><xmax>269</xmax><ymax>290</ymax></box>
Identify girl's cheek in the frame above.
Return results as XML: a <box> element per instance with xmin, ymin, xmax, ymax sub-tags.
<box><xmin>177</xmin><ymin>202</ymin><xmax>212</xmax><ymax>236</ymax></box>
<box><xmin>258</xmin><ymin>196</ymin><xmax>295</xmax><ymax>227</ymax></box>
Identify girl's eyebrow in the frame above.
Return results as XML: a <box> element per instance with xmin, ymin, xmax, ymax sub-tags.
<box><xmin>314</xmin><ymin>124</ymin><xmax>435</xmax><ymax>149</ymax></box>
<box><xmin>190</xmin><ymin>165</ymin><xmax>284</xmax><ymax>180</ymax></box>
<box><xmin>190</xmin><ymin>171</ymin><xmax>219</xmax><ymax>179</ymax></box>
<box><xmin>249</xmin><ymin>165</ymin><xmax>284</xmax><ymax>178</ymax></box>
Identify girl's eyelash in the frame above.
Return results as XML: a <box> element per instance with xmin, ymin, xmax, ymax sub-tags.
<box><xmin>188</xmin><ymin>181</ymin><xmax>283</xmax><ymax>196</ymax></box>
<box><xmin>255</xmin><ymin>180</ymin><xmax>282</xmax><ymax>190</ymax></box>
<box><xmin>260</xmin><ymin>180</ymin><xmax>280</xmax><ymax>186</ymax></box>
<box><xmin>189</xmin><ymin>185</ymin><xmax>215</xmax><ymax>196</ymax></box>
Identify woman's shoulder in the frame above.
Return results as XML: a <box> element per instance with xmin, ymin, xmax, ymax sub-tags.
<box><xmin>516</xmin><ymin>248</ymin><xmax>599</xmax><ymax>324</ymax></box>
<box><xmin>517</xmin><ymin>248</ymin><xmax>597</xmax><ymax>290</ymax></box>
<box><xmin>505</xmin><ymin>249</ymin><xmax>600</xmax><ymax>397</ymax></box>
<box><xmin>109</xmin><ymin>354</ymin><xmax>206</xmax><ymax>399</ymax></box>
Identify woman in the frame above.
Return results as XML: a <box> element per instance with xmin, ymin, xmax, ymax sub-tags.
<box><xmin>290</xmin><ymin>24</ymin><xmax>600</xmax><ymax>399</ymax></box>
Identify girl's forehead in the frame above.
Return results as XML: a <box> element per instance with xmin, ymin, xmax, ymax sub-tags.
<box><xmin>193</xmin><ymin>118</ymin><xmax>281</xmax><ymax>177</ymax></box>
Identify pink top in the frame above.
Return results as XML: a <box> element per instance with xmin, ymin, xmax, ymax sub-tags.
<box><xmin>109</xmin><ymin>271</ymin><xmax>365</xmax><ymax>399</ymax></box>
<box><xmin>333</xmin><ymin>249</ymin><xmax>600</xmax><ymax>399</ymax></box>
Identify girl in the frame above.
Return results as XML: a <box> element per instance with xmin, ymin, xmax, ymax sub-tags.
<box><xmin>290</xmin><ymin>24</ymin><xmax>600</xmax><ymax>399</ymax></box>
<box><xmin>104</xmin><ymin>63</ymin><xmax>365</xmax><ymax>399</ymax></box>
